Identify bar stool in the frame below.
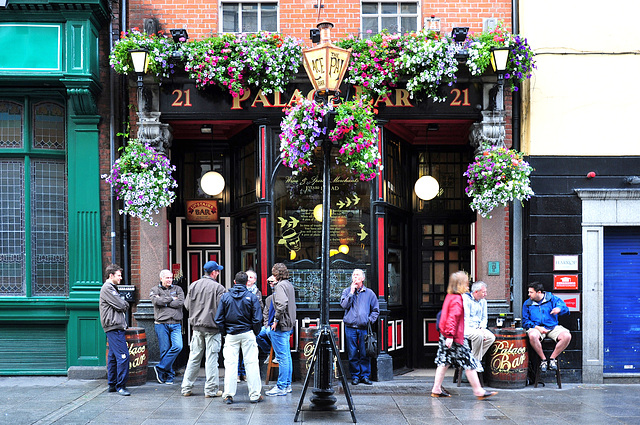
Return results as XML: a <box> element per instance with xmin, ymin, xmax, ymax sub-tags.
<box><xmin>265</xmin><ymin>346</ymin><xmax>279</xmax><ymax>385</ymax></box>
<box><xmin>533</xmin><ymin>339</ymin><xmax>562</xmax><ymax>389</ymax></box>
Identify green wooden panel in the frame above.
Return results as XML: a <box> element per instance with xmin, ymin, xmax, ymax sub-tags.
<box><xmin>0</xmin><ymin>324</ymin><xmax>67</xmax><ymax>373</ymax></box>
<box><xmin>0</xmin><ymin>24</ymin><xmax>61</xmax><ymax>72</ymax></box>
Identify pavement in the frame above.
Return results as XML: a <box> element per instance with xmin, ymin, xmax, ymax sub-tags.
<box><xmin>1</xmin><ymin>368</ymin><xmax>639</xmax><ymax>425</ymax></box>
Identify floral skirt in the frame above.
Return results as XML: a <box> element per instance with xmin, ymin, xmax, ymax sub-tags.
<box><xmin>434</xmin><ymin>335</ymin><xmax>481</xmax><ymax>370</ymax></box>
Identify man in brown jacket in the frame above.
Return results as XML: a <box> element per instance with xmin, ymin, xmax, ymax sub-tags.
<box><xmin>99</xmin><ymin>263</ymin><xmax>130</xmax><ymax>396</ymax></box>
<box><xmin>265</xmin><ymin>263</ymin><xmax>296</xmax><ymax>396</ymax></box>
<box><xmin>181</xmin><ymin>261</ymin><xmax>226</xmax><ymax>397</ymax></box>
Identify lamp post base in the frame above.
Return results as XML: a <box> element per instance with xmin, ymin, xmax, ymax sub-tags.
<box><xmin>309</xmin><ymin>389</ymin><xmax>337</xmax><ymax>410</ymax></box>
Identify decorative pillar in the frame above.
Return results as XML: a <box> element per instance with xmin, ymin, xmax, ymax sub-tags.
<box><xmin>373</xmin><ymin>120</ymin><xmax>393</xmax><ymax>381</ymax></box>
<box><xmin>469</xmin><ymin>84</ymin><xmax>510</xmax><ymax>315</ymax></box>
<box><xmin>132</xmin><ymin>84</ymin><xmax>173</xmax><ymax>369</ymax></box>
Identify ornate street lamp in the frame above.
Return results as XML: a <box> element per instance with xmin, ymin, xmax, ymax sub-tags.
<box><xmin>129</xmin><ymin>48</ymin><xmax>149</xmax><ymax>89</ymax></box>
<box><xmin>490</xmin><ymin>47</ymin><xmax>510</xmax><ymax>81</ymax></box>
<box><xmin>297</xmin><ymin>22</ymin><xmax>352</xmax><ymax>415</ymax></box>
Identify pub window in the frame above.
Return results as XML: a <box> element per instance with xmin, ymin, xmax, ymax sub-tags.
<box><xmin>273</xmin><ymin>162</ymin><xmax>372</xmax><ymax>308</ymax></box>
<box><xmin>221</xmin><ymin>2</ymin><xmax>278</xmax><ymax>33</ymax></box>
<box><xmin>235</xmin><ymin>139</ymin><xmax>256</xmax><ymax>208</ymax></box>
<box><xmin>0</xmin><ymin>99</ymin><xmax>68</xmax><ymax>297</ymax></box>
<box><xmin>362</xmin><ymin>1</ymin><xmax>418</xmax><ymax>36</ymax></box>
<box><xmin>385</xmin><ymin>136</ymin><xmax>407</xmax><ymax>209</ymax></box>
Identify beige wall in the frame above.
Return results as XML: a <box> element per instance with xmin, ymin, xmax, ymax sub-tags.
<box><xmin>519</xmin><ymin>0</ymin><xmax>640</xmax><ymax>156</ymax></box>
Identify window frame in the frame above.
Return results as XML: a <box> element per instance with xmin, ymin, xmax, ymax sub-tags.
<box><xmin>361</xmin><ymin>1</ymin><xmax>420</xmax><ymax>36</ymax></box>
<box><xmin>219</xmin><ymin>1</ymin><xmax>280</xmax><ymax>34</ymax></box>
<box><xmin>0</xmin><ymin>96</ymin><xmax>68</xmax><ymax>298</ymax></box>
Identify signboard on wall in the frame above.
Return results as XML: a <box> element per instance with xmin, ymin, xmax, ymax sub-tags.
<box><xmin>553</xmin><ymin>255</ymin><xmax>579</xmax><ymax>271</ymax></box>
<box><xmin>556</xmin><ymin>293</ymin><xmax>581</xmax><ymax>312</ymax></box>
<box><xmin>186</xmin><ymin>200</ymin><xmax>218</xmax><ymax>222</ymax></box>
<box><xmin>554</xmin><ymin>275</ymin><xmax>579</xmax><ymax>290</ymax></box>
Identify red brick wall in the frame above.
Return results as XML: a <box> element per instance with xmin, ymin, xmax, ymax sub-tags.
<box><xmin>125</xmin><ymin>0</ymin><xmax>511</xmax><ymax>41</ymax></box>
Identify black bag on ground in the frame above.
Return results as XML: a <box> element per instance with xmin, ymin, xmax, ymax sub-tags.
<box><xmin>365</xmin><ymin>322</ymin><xmax>378</xmax><ymax>358</ymax></box>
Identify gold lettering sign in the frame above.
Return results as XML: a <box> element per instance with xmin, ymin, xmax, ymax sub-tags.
<box><xmin>186</xmin><ymin>200</ymin><xmax>219</xmax><ymax>222</ymax></box>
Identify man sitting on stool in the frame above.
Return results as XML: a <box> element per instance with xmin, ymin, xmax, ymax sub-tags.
<box><xmin>463</xmin><ymin>281</ymin><xmax>495</xmax><ymax>372</ymax></box>
<box><xmin>522</xmin><ymin>282</ymin><xmax>571</xmax><ymax>372</ymax></box>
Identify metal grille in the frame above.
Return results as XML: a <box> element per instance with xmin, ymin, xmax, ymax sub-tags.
<box><xmin>0</xmin><ymin>160</ymin><xmax>26</xmax><ymax>295</ymax></box>
<box><xmin>32</xmin><ymin>102</ymin><xmax>65</xmax><ymax>151</ymax></box>
<box><xmin>0</xmin><ymin>101</ymin><xmax>24</xmax><ymax>149</ymax></box>
<box><xmin>31</xmin><ymin>159</ymin><xmax>68</xmax><ymax>296</ymax></box>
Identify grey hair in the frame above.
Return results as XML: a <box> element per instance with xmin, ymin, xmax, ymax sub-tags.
<box><xmin>246</xmin><ymin>269</ymin><xmax>257</xmax><ymax>278</ymax></box>
<box><xmin>159</xmin><ymin>269</ymin><xmax>173</xmax><ymax>279</ymax></box>
<box><xmin>471</xmin><ymin>281</ymin><xmax>487</xmax><ymax>293</ymax></box>
<box><xmin>352</xmin><ymin>268</ymin><xmax>366</xmax><ymax>279</ymax></box>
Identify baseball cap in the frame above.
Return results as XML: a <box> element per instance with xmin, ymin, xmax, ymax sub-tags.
<box><xmin>203</xmin><ymin>261</ymin><xmax>224</xmax><ymax>272</ymax></box>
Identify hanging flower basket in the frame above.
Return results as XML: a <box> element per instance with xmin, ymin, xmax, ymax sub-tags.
<box><xmin>102</xmin><ymin>139</ymin><xmax>178</xmax><ymax>226</ymax></box>
<box><xmin>463</xmin><ymin>144</ymin><xmax>534</xmax><ymax>218</ymax></box>
<box><xmin>279</xmin><ymin>98</ymin><xmax>382</xmax><ymax>181</ymax></box>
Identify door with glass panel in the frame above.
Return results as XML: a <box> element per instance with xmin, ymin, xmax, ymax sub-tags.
<box><xmin>411</xmin><ymin>220</ymin><xmax>473</xmax><ymax>368</ymax></box>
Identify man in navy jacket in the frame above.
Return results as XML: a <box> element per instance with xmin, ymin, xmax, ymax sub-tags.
<box><xmin>522</xmin><ymin>282</ymin><xmax>571</xmax><ymax>372</ymax></box>
<box><xmin>340</xmin><ymin>269</ymin><xmax>379</xmax><ymax>385</ymax></box>
<box><xmin>215</xmin><ymin>271</ymin><xmax>263</xmax><ymax>404</ymax></box>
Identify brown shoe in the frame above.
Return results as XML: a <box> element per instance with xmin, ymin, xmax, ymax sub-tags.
<box><xmin>182</xmin><ymin>391</ymin><xmax>192</xmax><ymax>397</ymax></box>
<box><xmin>205</xmin><ymin>390</ymin><xmax>223</xmax><ymax>398</ymax></box>
<box><xmin>250</xmin><ymin>395</ymin><xmax>264</xmax><ymax>403</ymax></box>
<box><xmin>476</xmin><ymin>391</ymin><xmax>498</xmax><ymax>400</ymax></box>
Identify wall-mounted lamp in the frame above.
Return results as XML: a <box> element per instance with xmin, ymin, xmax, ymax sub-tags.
<box><xmin>490</xmin><ymin>47</ymin><xmax>510</xmax><ymax>81</ymax></box>
<box><xmin>451</xmin><ymin>27</ymin><xmax>469</xmax><ymax>42</ymax></box>
<box><xmin>170</xmin><ymin>29</ymin><xmax>189</xmax><ymax>43</ymax></box>
<box><xmin>0</xmin><ymin>0</ymin><xmax>9</xmax><ymax>7</ymax></box>
<box><xmin>200</xmin><ymin>124</ymin><xmax>213</xmax><ymax>134</ymax></box>
<box><xmin>425</xmin><ymin>15</ymin><xmax>441</xmax><ymax>33</ymax></box>
<box><xmin>129</xmin><ymin>48</ymin><xmax>149</xmax><ymax>89</ymax></box>
<box><xmin>200</xmin><ymin>171</ymin><xmax>225</xmax><ymax>196</ymax></box>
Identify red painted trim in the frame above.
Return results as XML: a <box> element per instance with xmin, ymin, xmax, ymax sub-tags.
<box><xmin>381</xmin><ymin>318</ymin><xmax>386</xmax><ymax>350</ymax></box>
<box><xmin>377</xmin><ymin>216</ymin><xmax>385</xmax><ymax>296</ymax></box>
<box><xmin>260</xmin><ymin>126</ymin><xmax>266</xmax><ymax>199</ymax></box>
<box><xmin>260</xmin><ymin>216</ymin><xmax>268</xmax><ymax>294</ymax></box>
<box><xmin>377</xmin><ymin>128</ymin><xmax>383</xmax><ymax>199</ymax></box>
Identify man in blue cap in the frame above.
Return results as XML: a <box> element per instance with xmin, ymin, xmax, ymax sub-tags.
<box><xmin>181</xmin><ymin>260</ymin><xmax>227</xmax><ymax>397</ymax></box>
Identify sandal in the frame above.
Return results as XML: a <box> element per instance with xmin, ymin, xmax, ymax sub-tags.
<box><xmin>476</xmin><ymin>391</ymin><xmax>498</xmax><ymax>400</ymax></box>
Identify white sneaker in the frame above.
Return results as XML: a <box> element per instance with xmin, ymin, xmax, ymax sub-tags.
<box><xmin>265</xmin><ymin>386</ymin><xmax>287</xmax><ymax>396</ymax></box>
<box><xmin>285</xmin><ymin>385</ymin><xmax>292</xmax><ymax>393</ymax></box>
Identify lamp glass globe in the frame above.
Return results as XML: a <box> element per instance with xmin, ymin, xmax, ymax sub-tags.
<box><xmin>201</xmin><ymin>171</ymin><xmax>225</xmax><ymax>196</ymax></box>
<box><xmin>414</xmin><ymin>175</ymin><xmax>439</xmax><ymax>200</ymax></box>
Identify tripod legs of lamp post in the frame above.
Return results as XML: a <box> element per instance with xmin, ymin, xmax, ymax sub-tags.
<box><xmin>309</xmin><ymin>136</ymin><xmax>337</xmax><ymax>410</ymax></box>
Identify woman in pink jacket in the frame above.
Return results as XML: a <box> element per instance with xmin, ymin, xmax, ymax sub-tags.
<box><xmin>431</xmin><ymin>271</ymin><xmax>497</xmax><ymax>400</ymax></box>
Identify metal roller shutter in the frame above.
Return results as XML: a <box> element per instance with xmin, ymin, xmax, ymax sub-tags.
<box><xmin>0</xmin><ymin>324</ymin><xmax>67</xmax><ymax>374</ymax></box>
<box><xmin>604</xmin><ymin>226</ymin><xmax>640</xmax><ymax>374</ymax></box>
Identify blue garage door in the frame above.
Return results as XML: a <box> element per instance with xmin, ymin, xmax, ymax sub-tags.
<box><xmin>604</xmin><ymin>227</ymin><xmax>640</xmax><ymax>373</ymax></box>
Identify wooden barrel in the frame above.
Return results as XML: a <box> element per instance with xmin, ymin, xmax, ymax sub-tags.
<box><xmin>486</xmin><ymin>327</ymin><xmax>528</xmax><ymax>389</ymax></box>
<box><xmin>299</xmin><ymin>327</ymin><xmax>338</xmax><ymax>380</ymax></box>
<box><xmin>106</xmin><ymin>327</ymin><xmax>148</xmax><ymax>386</ymax></box>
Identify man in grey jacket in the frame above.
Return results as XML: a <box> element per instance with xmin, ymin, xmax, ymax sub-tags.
<box><xmin>265</xmin><ymin>263</ymin><xmax>297</xmax><ymax>397</ymax></box>
<box><xmin>340</xmin><ymin>268</ymin><xmax>379</xmax><ymax>385</ymax></box>
<box><xmin>99</xmin><ymin>263</ymin><xmax>131</xmax><ymax>396</ymax></box>
<box><xmin>150</xmin><ymin>269</ymin><xmax>185</xmax><ymax>385</ymax></box>
<box><xmin>181</xmin><ymin>261</ymin><xmax>226</xmax><ymax>397</ymax></box>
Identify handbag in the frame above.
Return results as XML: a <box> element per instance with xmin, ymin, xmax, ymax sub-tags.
<box><xmin>365</xmin><ymin>322</ymin><xmax>378</xmax><ymax>358</ymax></box>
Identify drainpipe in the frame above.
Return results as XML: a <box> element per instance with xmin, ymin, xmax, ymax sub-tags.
<box><xmin>109</xmin><ymin>13</ymin><xmax>118</xmax><ymax>263</ymax></box>
<box><xmin>119</xmin><ymin>0</ymin><xmax>132</xmax><ymax>282</ymax></box>
<box><xmin>511</xmin><ymin>0</ymin><xmax>523</xmax><ymax>314</ymax></box>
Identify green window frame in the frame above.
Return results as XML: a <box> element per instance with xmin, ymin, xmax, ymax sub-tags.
<box><xmin>0</xmin><ymin>97</ymin><xmax>68</xmax><ymax>297</ymax></box>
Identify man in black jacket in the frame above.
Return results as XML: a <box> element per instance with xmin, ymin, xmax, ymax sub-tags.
<box><xmin>215</xmin><ymin>271</ymin><xmax>263</xmax><ymax>404</ymax></box>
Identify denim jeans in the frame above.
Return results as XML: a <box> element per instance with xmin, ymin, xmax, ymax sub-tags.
<box><xmin>155</xmin><ymin>323</ymin><xmax>183</xmax><ymax>381</ymax></box>
<box><xmin>269</xmin><ymin>328</ymin><xmax>292</xmax><ymax>389</ymax></box>
<box><xmin>181</xmin><ymin>330</ymin><xmax>221</xmax><ymax>396</ymax></box>
<box><xmin>345</xmin><ymin>326</ymin><xmax>370</xmax><ymax>380</ymax></box>
<box><xmin>256</xmin><ymin>326</ymin><xmax>271</xmax><ymax>353</ymax></box>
